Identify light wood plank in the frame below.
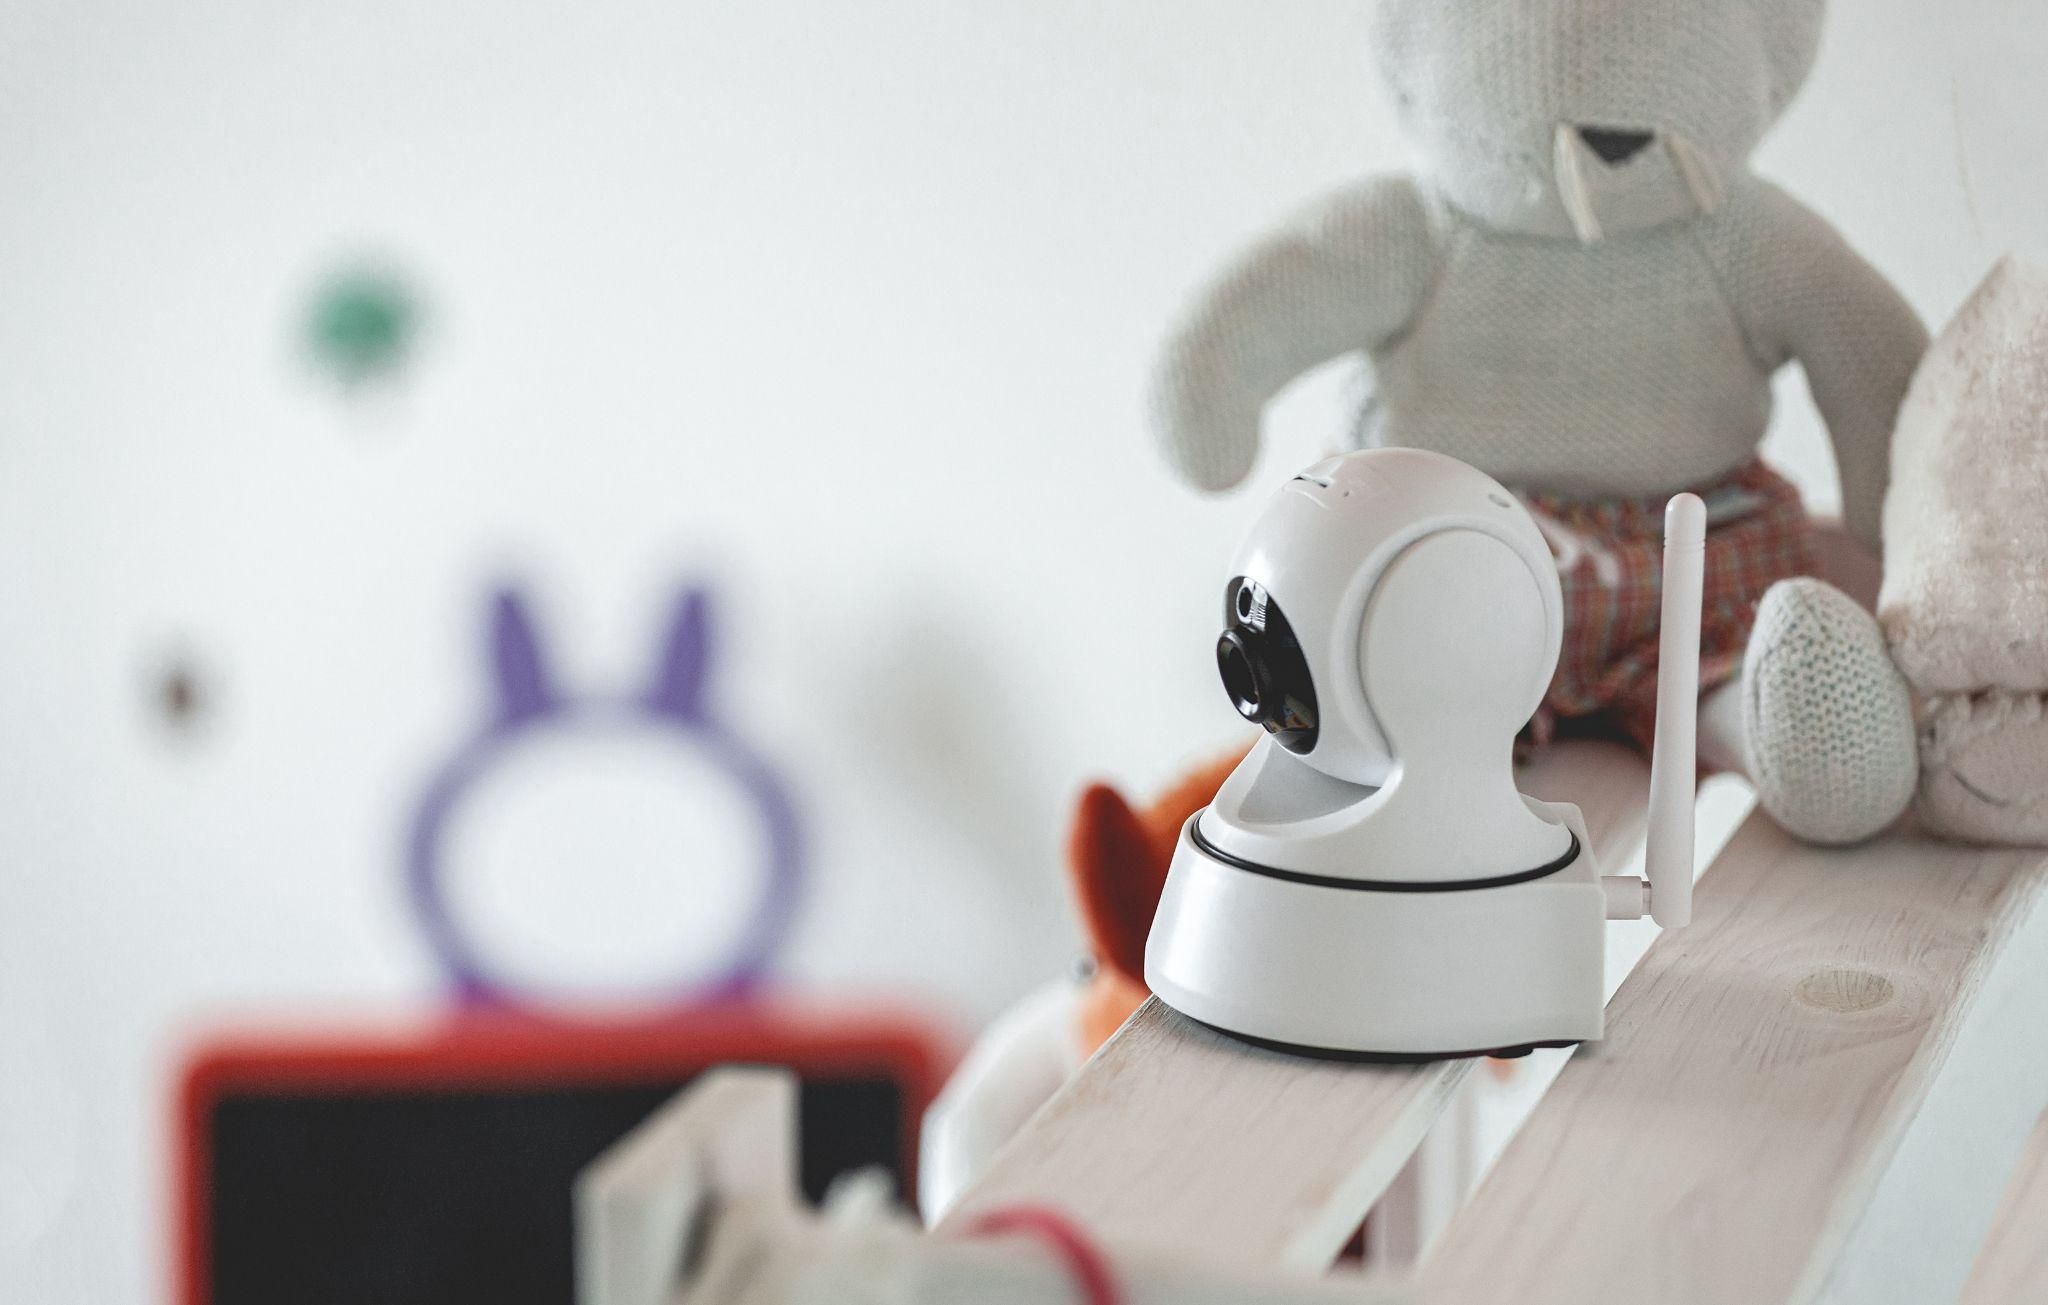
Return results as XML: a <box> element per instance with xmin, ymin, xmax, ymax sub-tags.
<box><xmin>1808</xmin><ymin>879</ymin><xmax>2048</xmax><ymax>1305</ymax></box>
<box><xmin>937</xmin><ymin>996</ymin><xmax>1472</xmax><ymax>1273</ymax></box>
<box><xmin>1960</xmin><ymin>1108</ymin><xmax>2048</xmax><ymax>1305</ymax></box>
<box><xmin>1415</xmin><ymin>813</ymin><xmax>2048</xmax><ymax>1305</ymax></box>
<box><xmin>939</xmin><ymin>740</ymin><xmax>1652</xmax><ymax>1276</ymax></box>
<box><xmin>712</xmin><ymin>1209</ymin><xmax>1412</xmax><ymax>1305</ymax></box>
<box><xmin>601</xmin><ymin>1071</ymin><xmax>1410</xmax><ymax>1304</ymax></box>
<box><xmin>1368</xmin><ymin>773</ymin><xmax>1757</xmax><ymax>1276</ymax></box>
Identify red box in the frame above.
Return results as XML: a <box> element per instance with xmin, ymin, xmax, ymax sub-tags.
<box><xmin>172</xmin><ymin>1002</ymin><xmax>950</xmax><ymax>1305</ymax></box>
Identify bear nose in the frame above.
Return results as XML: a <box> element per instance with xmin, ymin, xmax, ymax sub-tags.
<box><xmin>1577</xmin><ymin>126</ymin><xmax>1655</xmax><ymax>166</ymax></box>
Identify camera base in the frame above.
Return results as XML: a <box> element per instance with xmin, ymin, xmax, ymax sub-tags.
<box><xmin>1145</xmin><ymin>803</ymin><xmax>1608</xmax><ymax>1060</ymax></box>
<box><xmin>1180</xmin><ymin>1019</ymin><xmax>1582</xmax><ymax>1064</ymax></box>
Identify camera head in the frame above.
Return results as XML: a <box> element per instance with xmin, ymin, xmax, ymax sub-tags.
<box><xmin>1216</xmin><ymin>449</ymin><xmax>1564</xmax><ymax>788</ymax></box>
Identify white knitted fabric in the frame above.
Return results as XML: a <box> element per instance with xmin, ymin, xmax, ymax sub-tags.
<box><xmin>1744</xmin><ymin>578</ymin><xmax>1917</xmax><ymax>845</ymax></box>
<box><xmin>1880</xmin><ymin>258</ymin><xmax>2048</xmax><ymax>844</ymax></box>
<box><xmin>1152</xmin><ymin>0</ymin><xmax>1927</xmax><ymax>550</ymax></box>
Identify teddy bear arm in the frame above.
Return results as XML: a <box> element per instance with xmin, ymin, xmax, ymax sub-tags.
<box><xmin>1704</xmin><ymin>187</ymin><xmax>1929</xmax><ymax>551</ymax></box>
<box><xmin>1151</xmin><ymin>175</ymin><xmax>1441</xmax><ymax>491</ymax></box>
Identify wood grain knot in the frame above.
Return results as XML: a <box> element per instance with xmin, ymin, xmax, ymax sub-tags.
<box><xmin>1795</xmin><ymin>968</ymin><xmax>1896</xmax><ymax>1014</ymax></box>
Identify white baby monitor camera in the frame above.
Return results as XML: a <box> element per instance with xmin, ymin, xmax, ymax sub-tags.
<box><xmin>1146</xmin><ymin>448</ymin><xmax>1705</xmax><ymax>1059</ymax></box>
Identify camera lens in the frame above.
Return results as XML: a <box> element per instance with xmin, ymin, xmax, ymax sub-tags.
<box><xmin>1216</xmin><ymin>577</ymin><xmax>1318</xmax><ymax>755</ymax></box>
<box><xmin>1217</xmin><ymin>630</ymin><xmax>1263</xmax><ymax>717</ymax></box>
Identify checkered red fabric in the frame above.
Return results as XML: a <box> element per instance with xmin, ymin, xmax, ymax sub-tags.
<box><xmin>1518</xmin><ymin>459</ymin><xmax>1817</xmax><ymax>751</ymax></box>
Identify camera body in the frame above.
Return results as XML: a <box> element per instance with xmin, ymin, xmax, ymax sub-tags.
<box><xmin>1146</xmin><ymin>449</ymin><xmax>1614</xmax><ymax>1058</ymax></box>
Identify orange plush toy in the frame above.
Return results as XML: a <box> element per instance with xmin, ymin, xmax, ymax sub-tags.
<box><xmin>917</xmin><ymin>747</ymin><xmax>1248</xmax><ymax>1221</ymax></box>
<box><xmin>1066</xmin><ymin>750</ymin><xmax>1248</xmax><ymax>1052</ymax></box>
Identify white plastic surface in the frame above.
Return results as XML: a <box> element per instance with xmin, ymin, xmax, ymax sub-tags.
<box><xmin>1203</xmin><ymin>450</ymin><xmax>1573</xmax><ymax>885</ymax></box>
<box><xmin>1147</xmin><ymin>802</ymin><xmax>1607</xmax><ymax>1055</ymax></box>
<box><xmin>1646</xmin><ymin>493</ymin><xmax>1707</xmax><ymax>929</ymax></box>
<box><xmin>1601</xmin><ymin>875</ymin><xmax>1650</xmax><ymax>920</ymax></box>
<box><xmin>1230</xmin><ymin>449</ymin><xmax>1564</xmax><ymax>789</ymax></box>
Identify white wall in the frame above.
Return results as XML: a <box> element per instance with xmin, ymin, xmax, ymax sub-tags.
<box><xmin>1</xmin><ymin>2</ymin><xmax>2042</xmax><ymax>1299</ymax></box>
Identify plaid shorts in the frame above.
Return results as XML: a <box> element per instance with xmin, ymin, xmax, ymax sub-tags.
<box><xmin>1517</xmin><ymin>459</ymin><xmax>1817</xmax><ymax>752</ymax></box>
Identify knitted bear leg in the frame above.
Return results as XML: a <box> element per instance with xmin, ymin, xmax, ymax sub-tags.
<box><xmin>1742</xmin><ymin>578</ymin><xmax>1919</xmax><ymax>845</ymax></box>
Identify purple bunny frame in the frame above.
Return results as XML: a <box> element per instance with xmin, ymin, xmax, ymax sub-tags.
<box><xmin>406</xmin><ymin>585</ymin><xmax>804</xmax><ymax>1007</ymax></box>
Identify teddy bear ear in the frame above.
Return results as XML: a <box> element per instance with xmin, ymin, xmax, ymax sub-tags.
<box><xmin>1139</xmin><ymin>748</ymin><xmax>1253</xmax><ymax>851</ymax></box>
<box><xmin>1067</xmin><ymin>783</ymin><xmax>1168</xmax><ymax>985</ymax></box>
<box><xmin>1754</xmin><ymin>0</ymin><xmax>1828</xmax><ymax>115</ymax></box>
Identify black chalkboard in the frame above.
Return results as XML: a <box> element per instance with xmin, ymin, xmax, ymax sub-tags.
<box><xmin>204</xmin><ymin>1074</ymin><xmax>904</xmax><ymax>1305</ymax></box>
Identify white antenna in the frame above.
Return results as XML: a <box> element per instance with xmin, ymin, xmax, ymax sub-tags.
<box><xmin>1645</xmin><ymin>493</ymin><xmax>1707</xmax><ymax>929</ymax></box>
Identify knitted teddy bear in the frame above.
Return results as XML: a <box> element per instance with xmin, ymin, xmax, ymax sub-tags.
<box><xmin>1153</xmin><ymin>0</ymin><xmax>1929</xmax><ymax>843</ymax></box>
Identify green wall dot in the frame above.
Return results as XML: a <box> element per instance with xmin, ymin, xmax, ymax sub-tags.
<box><xmin>306</xmin><ymin>266</ymin><xmax>420</xmax><ymax>388</ymax></box>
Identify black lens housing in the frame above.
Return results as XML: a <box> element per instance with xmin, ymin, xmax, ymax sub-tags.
<box><xmin>1217</xmin><ymin>577</ymin><xmax>1318</xmax><ymax>754</ymax></box>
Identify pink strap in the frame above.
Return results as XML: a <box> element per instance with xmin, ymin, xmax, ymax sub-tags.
<box><xmin>963</xmin><ymin>1205</ymin><xmax>1122</xmax><ymax>1305</ymax></box>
